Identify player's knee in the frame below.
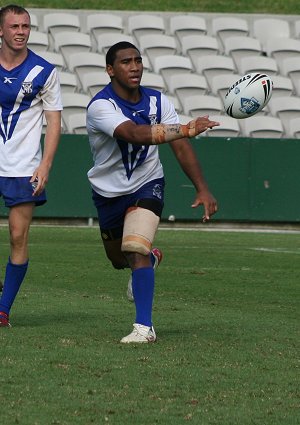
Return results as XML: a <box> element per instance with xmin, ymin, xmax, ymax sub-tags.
<box><xmin>121</xmin><ymin>206</ymin><xmax>159</xmax><ymax>255</ymax></box>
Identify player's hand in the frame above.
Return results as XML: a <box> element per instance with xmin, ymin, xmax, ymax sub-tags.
<box><xmin>30</xmin><ymin>165</ymin><xmax>50</xmax><ymax>196</ymax></box>
<box><xmin>191</xmin><ymin>189</ymin><xmax>218</xmax><ymax>222</ymax></box>
<box><xmin>186</xmin><ymin>115</ymin><xmax>220</xmax><ymax>137</ymax></box>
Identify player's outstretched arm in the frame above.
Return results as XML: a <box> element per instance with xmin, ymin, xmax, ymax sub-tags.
<box><xmin>114</xmin><ymin>116</ymin><xmax>220</xmax><ymax>146</ymax></box>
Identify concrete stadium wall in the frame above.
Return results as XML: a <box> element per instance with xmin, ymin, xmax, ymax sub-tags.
<box><xmin>1</xmin><ymin>135</ymin><xmax>299</xmax><ymax>223</ymax></box>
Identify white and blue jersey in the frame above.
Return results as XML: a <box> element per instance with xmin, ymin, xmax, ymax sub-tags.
<box><xmin>0</xmin><ymin>49</ymin><xmax>62</xmax><ymax>177</ymax></box>
<box><xmin>86</xmin><ymin>83</ymin><xmax>179</xmax><ymax>198</ymax></box>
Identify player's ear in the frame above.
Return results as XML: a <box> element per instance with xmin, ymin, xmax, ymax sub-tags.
<box><xmin>106</xmin><ymin>64</ymin><xmax>114</xmax><ymax>78</ymax></box>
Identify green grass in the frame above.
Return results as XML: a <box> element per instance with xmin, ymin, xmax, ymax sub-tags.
<box><xmin>19</xmin><ymin>0</ymin><xmax>300</xmax><ymax>14</ymax></box>
<box><xmin>0</xmin><ymin>225</ymin><xmax>299</xmax><ymax>424</ymax></box>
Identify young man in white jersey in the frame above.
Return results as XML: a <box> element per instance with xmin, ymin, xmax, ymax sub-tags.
<box><xmin>0</xmin><ymin>4</ymin><xmax>62</xmax><ymax>327</ymax></box>
<box><xmin>86</xmin><ymin>41</ymin><xmax>219</xmax><ymax>343</ymax></box>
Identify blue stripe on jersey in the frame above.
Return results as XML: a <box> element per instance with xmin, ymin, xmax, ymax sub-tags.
<box><xmin>0</xmin><ymin>50</ymin><xmax>55</xmax><ymax>143</ymax></box>
<box><xmin>89</xmin><ymin>83</ymin><xmax>162</xmax><ymax>180</ymax></box>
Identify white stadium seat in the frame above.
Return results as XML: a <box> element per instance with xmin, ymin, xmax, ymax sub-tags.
<box><xmin>138</xmin><ymin>34</ymin><xmax>178</xmax><ymax>64</ymax></box>
<box><xmin>210</xmin><ymin>73</ymin><xmax>242</xmax><ymax>99</ymax></box>
<box><xmin>211</xmin><ymin>16</ymin><xmax>249</xmax><ymax>47</ymax></box>
<box><xmin>265</xmin><ymin>37</ymin><xmax>300</xmax><ymax>62</ymax></box>
<box><xmin>79</xmin><ymin>71</ymin><xmax>110</xmax><ymax>97</ymax></box>
<box><xmin>223</xmin><ymin>36</ymin><xmax>262</xmax><ymax>65</ymax></box>
<box><xmin>28</xmin><ymin>31</ymin><xmax>49</xmax><ymax>52</ymax></box>
<box><xmin>182</xmin><ymin>94</ymin><xmax>223</xmax><ymax>117</ymax></box>
<box><xmin>38</xmin><ymin>51</ymin><xmax>66</xmax><ymax>70</ymax></box>
<box><xmin>237</xmin><ymin>55</ymin><xmax>278</xmax><ymax>76</ymax></box>
<box><xmin>180</xmin><ymin>35</ymin><xmax>220</xmax><ymax>66</ymax></box>
<box><xmin>43</xmin><ymin>12</ymin><xmax>81</xmax><ymax>36</ymax></box>
<box><xmin>169</xmin><ymin>15</ymin><xmax>207</xmax><ymax>41</ymax></box>
<box><xmin>202</xmin><ymin>114</ymin><xmax>241</xmax><ymax>137</ymax></box>
<box><xmin>53</xmin><ymin>31</ymin><xmax>92</xmax><ymax>62</ymax></box>
<box><xmin>252</xmin><ymin>18</ymin><xmax>291</xmax><ymax>51</ymax></box>
<box><xmin>141</xmin><ymin>72</ymin><xmax>166</xmax><ymax>92</ymax></box>
<box><xmin>58</xmin><ymin>71</ymin><xmax>78</xmax><ymax>93</ymax></box>
<box><xmin>153</xmin><ymin>55</ymin><xmax>194</xmax><ymax>80</ymax></box>
<box><xmin>239</xmin><ymin>115</ymin><xmax>284</xmax><ymax>138</ymax></box>
<box><xmin>127</xmin><ymin>14</ymin><xmax>166</xmax><ymax>38</ymax></box>
<box><xmin>64</xmin><ymin>113</ymin><xmax>87</xmax><ymax>135</ymax></box>
<box><xmin>166</xmin><ymin>73</ymin><xmax>208</xmax><ymax>97</ymax></box>
<box><xmin>96</xmin><ymin>33</ymin><xmax>135</xmax><ymax>54</ymax></box>
<box><xmin>66</xmin><ymin>52</ymin><xmax>106</xmax><ymax>79</ymax></box>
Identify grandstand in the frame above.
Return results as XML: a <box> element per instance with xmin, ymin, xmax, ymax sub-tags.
<box><xmin>28</xmin><ymin>9</ymin><xmax>300</xmax><ymax>138</ymax></box>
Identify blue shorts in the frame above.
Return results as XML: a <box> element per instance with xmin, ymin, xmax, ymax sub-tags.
<box><xmin>92</xmin><ymin>178</ymin><xmax>165</xmax><ymax>238</ymax></box>
<box><xmin>0</xmin><ymin>177</ymin><xmax>47</xmax><ymax>208</ymax></box>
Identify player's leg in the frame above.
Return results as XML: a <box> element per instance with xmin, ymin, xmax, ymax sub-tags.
<box><xmin>120</xmin><ymin>185</ymin><xmax>164</xmax><ymax>343</ymax></box>
<box><xmin>0</xmin><ymin>203</ymin><xmax>34</xmax><ymax>327</ymax></box>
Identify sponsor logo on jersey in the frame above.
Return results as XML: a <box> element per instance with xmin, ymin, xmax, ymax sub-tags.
<box><xmin>3</xmin><ymin>77</ymin><xmax>17</xmax><ymax>84</ymax></box>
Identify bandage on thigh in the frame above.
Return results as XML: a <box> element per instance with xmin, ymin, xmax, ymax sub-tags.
<box><xmin>121</xmin><ymin>207</ymin><xmax>160</xmax><ymax>255</ymax></box>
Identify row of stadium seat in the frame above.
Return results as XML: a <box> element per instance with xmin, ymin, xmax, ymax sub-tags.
<box><xmin>31</xmin><ymin>10</ymin><xmax>300</xmax><ymax>138</ymax></box>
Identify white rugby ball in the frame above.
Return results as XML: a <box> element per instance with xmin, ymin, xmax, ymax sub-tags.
<box><xmin>224</xmin><ymin>73</ymin><xmax>273</xmax><ymax>119</ymax></box>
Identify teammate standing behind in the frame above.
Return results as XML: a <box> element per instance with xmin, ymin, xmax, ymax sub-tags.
<box><xmin>0</xmin><ymin>4</ymin><xmax>62</xmax><ymax>327</ymax></box>
<box><xmin>86</xmin><ymin>41</ymin><xmax>219</xmax><ymax>343</ymax></box>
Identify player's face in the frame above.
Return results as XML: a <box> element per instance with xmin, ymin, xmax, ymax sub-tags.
<box><xmin>0</xmin><ymin>12</ymin><xmax>31</xmax><ymax>53</ymax></box>
<box><xmin>107</xmin><ymin>48</ymin><xmax>143</xmax><ymax>93</ymax></box>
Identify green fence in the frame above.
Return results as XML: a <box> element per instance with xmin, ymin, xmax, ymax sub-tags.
<box><xmin>1</xmin><ymin>135</ymin><xmax>299</xmax><ymax>222</ymax></box>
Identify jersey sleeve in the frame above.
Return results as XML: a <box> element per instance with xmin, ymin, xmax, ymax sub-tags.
<box><xmin>87</xmin><ymin>98</ymin><xmax>131</xmax><ymax>137</ymax></box>
<box><xmin>160</xmin><ymin>93</ymin><xmax>180</xmax><ymax>125</ymax></box>
<box><xmin>39</xmin><ymin>68</ymin><xmax>63</xmax><ymax>111</ymax></box>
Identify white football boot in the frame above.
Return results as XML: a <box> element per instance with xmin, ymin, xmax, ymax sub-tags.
<box><xmin>120</xmin><ymin>323</ymin><xmax>156</xmax><ymax>343</ymax></box>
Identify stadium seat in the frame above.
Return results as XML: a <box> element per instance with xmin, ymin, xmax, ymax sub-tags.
<box><xmin>64</xmin><ymin>112</ymin><xmax>87</xmax><ymax>135</ymax></box>
<box><xmin>252</xmin><ymin>18</ymin><xmax>291</xmax><ymax>52</ymax></box>
<box><xmin>270</xmin><ymin>75</ymin><xmax>294</xmax><ymax>97</ymax></box>
<box><xmin>285</xmin><ymin>117</ymin><xmax>300</xmax><ymax>138</ymax></box>
<box><xmin>265</xmin><ymin>37</ymin><xmax>300</xmax><ymax>62</ymax></box>
<box><xmin>28</xmin><ymin>31</ymin><xmax>49</xmax><ymax>52</ymax></box>
<box><xmin>278</xmin><ymin>56</ymin><xmax>300</xmax><ymax>79</ymax></box>
<box><xmin>211</xmin><ymin>16</ymin><xmax>249</xmax><ymax>47</ymax></box>
<box><xmin>79</xmin><ymin>71</ymin><xmax>110</xmax><ymax>97</ymax></box>
<box><xmin>182</xmin><ymin>94</ymin><xmax>223</xmax><ymax>117</ymax></box>
<box><xmin>210</xmin><ymin>73</ymin><xmax>242</xmax><ymax>99</ymax></box>
<box><xmin>223</xmin><ymin>36</ymin><xmax>262</xmax><ymax>65</ymax></box>
<box><xmin>177</xmin><ymin>113</ymin><xmax>193</xmax><ymax>124</ymax></box>
<box><xmin>239</xmin><ymin>115</ymin><xmax>284</xmax><ymax>138</ymax></box>
<box><xmin>195</xmin><ymin>55</ymin><xmax>237</xmax><ymax>87</ymax></box>
<box><xmin>86</xmin><ymin>13</ymin><xmax>123</xmax><ymax>36</ymax></box>
<box><xmin>61</xmin><ymin>93</ymin><xmax>91</xmax><ymax>129</ymax></box>
<box><xmin>43</xmin><ymin>12</ymin><xmax>81</xmax><ymax>37</ymax></box>
<box><xmin>53</xmin><ymin>31</ymin><xmax>92</xmax><ymax>62</ymax></box>
<box><xmin>237</xmin><ymin>55</ymin><xmax>279</xmax><ymax>75</ymax></box>
<box><xmin>153</xmin><ymin>54</ymin><xmax>194</xmax><ymax>80</ymax></box>
<box><xmin>96</xmin><ymin>33</ymin><xmax>135</xmax><ymax>54</ymax></box>
<box><xmin>138</xmin><ymin>34</ymin><xmax>178</xmax><ymax>64</ymax></box>
<box><xmin>29</xmin><ymin>12</ymin><xmax>39</xmax><ymax>31</ymax></box>
<box><xmin>268</xmin><ymin>95</ymin><xmax>300</xmax><ymax>122</ymax></box>
<box><xmin>38</xmin><ymin>51</ymin><xmax>66</xmax><ymax>71</ymax></box>
<box><xmin>58</xmin><ymin>71</ymin><xmax>78</xmax><ymax>93</ymax></box>
<box><xmin>166</xmin><ymin>94</ymin><xmax>182</xmax><ymax>112</ymax></box>
<box><xmin>202</xmin><ymin>114</ymin><xmax>241</xmax><ymax>137</ymax></box>
<box><xmin>168</xmin><ymin>15</ymin><xmax>207</xmax><ymax>41</ymax></box>
<box><xmin>180</xmin><ymin>35</ymin><xmax>220</xmax><ymax>66</ymax></box>
<box><xmin>127</xmin><ymin>14</ymin><xmax>166</xmax><ymax>38</ymax></box>
<box><xmin>66</xmin><ymin>51</ymin><xmax>106</xmax><ymax>80</ymax></box>
<box><xmin>166</xmin><ymin>73</ymin><xmax>208</xmax><ymax>98</ymax></box>
<box><xmin>141</xmin><ymin>72</ymin><xmax>166</xmax><ymax>92</ymax></box>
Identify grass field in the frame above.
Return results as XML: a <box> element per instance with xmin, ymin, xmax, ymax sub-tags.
<box><xmin>0</xmin><ymin>225</ymin><xmax>299</xmax><ymax>424</ymax></box>
<box><xmin>19</xmin><ymin>0</ymin><xmax>300</xmax><ymax>14</ymax></box>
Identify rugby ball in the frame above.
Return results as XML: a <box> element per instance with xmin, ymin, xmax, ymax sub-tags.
<box><xmin>224</xmin><ymin>73</ymin><xmax>273</xmax><ymax>119</ymax></box>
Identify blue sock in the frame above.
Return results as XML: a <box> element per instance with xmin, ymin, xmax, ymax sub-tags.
<box><xmin>132</xmin><ymin>267</ymin><xmax>154</xmax><ymax>327</ymax></box>
<box><xmin>0</xmin><ymin>258</ymin><xmax>28</xmax><ymax>314</ymax></box>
